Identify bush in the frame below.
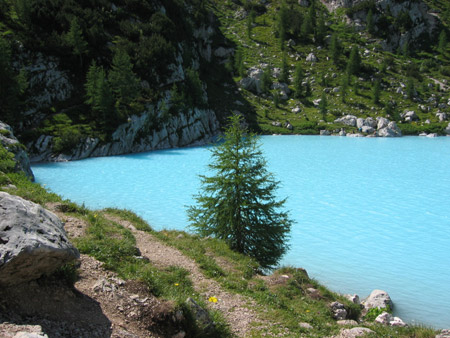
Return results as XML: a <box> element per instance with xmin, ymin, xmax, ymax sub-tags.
<box><xmin>364</xmin><ymin>306</ymin><xmax>391</xmax><ymax>321</ymax></box>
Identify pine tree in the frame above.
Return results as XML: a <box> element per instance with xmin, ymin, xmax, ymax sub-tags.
<box><xmin>341</xmin><ymin>75</ymin><xmax>348</xmax><ymax>103</ymax></box>
<box><xmin>187</xmin><ymin>115</ymin><xmax>293</xmax><ymax>269</ymax></box>
<box><xmin>315</xmin><ymin>12</ymin><xmax>327</xmax><ymax>44</ymax></box>
<box><xmin>280</xmin><ymin>52</ymin><xmax>289</xmax><ymax>84</ymax></box>
<box><xmin>372</xmin><ymin>79</ymin><xmax>381</xmax><ymax>104</ymax></box>
<box><xmin>319</xmin><ymin>92</ymin><xmax>327</xmax><ymax>120</ymax></box>
<box><xmin>406</xmin><ymin>77</ymin><xmax>415</xmax><ymax>100</ymax></box>
<box><xmin>293</xmin><ymin>63</ymin><xmax>304</xmax><ymax>98</ymax></box>
<box><xmin>277</xmin><ymin>1</ymin><xmax>288</xmax><ymax>50</ymax></box>
<box><xmin>65</xmin><ymin>18</ymin><xmax>88</xmax><ymax>67</ymax></box>
<box><xmin>0</xmin><ymin>37</ymin><xmax>27</xmax><ymax>126</ymax></box>
<box><xmin>300</xmin><ymin>16</ymin><xmax>312</xmax><ymax>41</ymax></box>
<box><xmin>366</xmin><ymin>9</ymin><xmax>374</xmax><ymax>35</ymax></box>
<box><xmin>329</xmin><ymin>34</ymin><xmax>341</xmax><ymax>65</ymax></box>
<box><xmin>85</xmin><ymin>61</ymin><xmax>114</xmax><ymax>122</ymax></box>
<box><xmin>234</xmin><ymin>48</ymin><xmax>245</xmax><ymax>77</ymax></box>
<box><xmin>439</xmin><ymin>30</ymin><xmax>447</xmax><ymax>53</ymax></box>
<box><xmin>260</xmin><ymin>66</ymin><xmax>273</xmax><ymax>93</ymax></box>
<box><xmin>109</xmin><ymin>48</ymin><xmax>140</xmax><ymax>113</ymax></box>
<box><xmin>346</xmin><ymin>45</ymin><xmax>361</xmax><ymax>76</ymax></box>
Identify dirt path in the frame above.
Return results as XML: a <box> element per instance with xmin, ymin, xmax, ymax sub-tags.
<box><xmin>103</xmin><ymin>213</ymin><xmax>275</xmax><ymax>337</ymax></box>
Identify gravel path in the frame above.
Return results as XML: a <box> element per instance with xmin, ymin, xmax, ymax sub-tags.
<box><xmin>104</xmin><ymin>214</ymin><xmax>270</xmax><ymax>337</ymax></box>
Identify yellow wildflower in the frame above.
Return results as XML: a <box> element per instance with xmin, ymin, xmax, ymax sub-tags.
<box><xmin>208</xmin><ymin>296</ymin><xmax>218</xmax><ymax>303</ymax></box>
<box><xmin>174</xmin><ymin>283</ymin><xmax>179</xmax><ymax>286</ymax></box>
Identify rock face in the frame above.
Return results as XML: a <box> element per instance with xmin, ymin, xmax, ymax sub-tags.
<box><xmin>362</xmin><ymin>289</ymin><xmax>393</xmax><ymax>310</ymax></box>
<box><xmin>28</xmin><ymin>106</ymin><xmax>219</xmax><ymax>162</ymax></box>
<box><xmin>0</xmin><ymin>192</ymin><xmax>79</xmax><ymax>286</ymax></box>
<box><xmin>0</xmin><ymin>122</ymin><xmax>34</xmax><ymax>180</ymax></box>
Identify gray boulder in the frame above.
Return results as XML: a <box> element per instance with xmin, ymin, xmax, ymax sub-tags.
<box><xmin>377</xmin><ymin>117</ymin><xmax>389</xmax><ymax>130</ymax></box>
<box><xmin>240</xmin><ymin>67</ymin><xmax>264</xmax><ymax>93</ymax></box>
<box><xmin>0</xmin><ymin>122</ymin><xmax>34</xmax><ymax>180</ymax></box>
<box><xmin>361</xmin><ymin>126</ymin><xmax>374</xmax><ymax>134</ymax></box>
<box><xmin>377</xmin><ymin>122</ymin><xmax>402</xmax><ymax>137</ymax></box>
<box><xmin>375</xmin><ymin>312</ymin><xmax>407</xmax><ymax>327</ymax></box>
<box><xmin>402</xmin><ymin>110</ymin><xmax>419</xmax><ymax>122</ymax></box>
<box><xmin>320</xmin><ymin>130</ymin><xmax>331</xmax><ymax>136</ymax></box>
<box><xmin>362</xmin><ymin>289</ymin><xmax>393</xmax><ymax>310</ymax></box>
<box><xmin>306</xmin><ymin>53</ymin><xmax>318</xmax><ymax>63</ymax></box>
<box><xmin>436</xmin><ymin>112</ymin><xmax>448</xmax><ymax>122</ymax></box>
<box><xmin>330</xmin><ymin>301</ymin><xmax>347</xmax><ymax>320</ymax></box>
<box><xmin>0</xmin><ymin>192</ymin><xmax>79</xmax><ymax>286</ymax></box>
<box><xmin>336</xmin><ymin>327</ymin><xmax>375</xmax><ymax>338</ymax></box>
<box><xmin>335</xmin><ymin>115</ymin><xmax>357</xmax><ymax>127</ymax></box>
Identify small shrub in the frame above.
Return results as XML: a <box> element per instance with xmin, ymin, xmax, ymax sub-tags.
<box><xmin>364</xmin><ymin>306</ymin><xmax>391</xmax><ymax>321</ymax></box>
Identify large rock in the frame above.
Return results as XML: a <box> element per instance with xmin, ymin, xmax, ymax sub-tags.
<box><xmin>401</xmin><ymin>110</ymin><xmax>419</xmax><ymax>122</ymax></box>
<box><xmin>0</xmin><ymin>192</ymin><xmax>79</xmax><ymax>286</ymax></box>
<box><xmin>336</xmin><ymin>327</ymin><xmax>375</xmax><ymax>338</ymax></box>
<box><xmin>0</xmin><ymin>122</ymin><xmax>34</xmax><ymax>180</ymax></box>
<box><xmin>330</xmin><ymin>301</ymin><xmax>347</xmax><ymax>320</ymax></box>
<box><xmin>377</xmin><ymin>117</ymin><xmax>389</xmax><ymax>130</ymax></box>
<box><xmin>377</xmin><ymin>121</ymin><xmax>402</xmax><ymax>137</ymax></box>
<box><xmin>240</xmin><ymin>67</ymin><xmax>264</xmax><ymax>93</ymax></box>
<box><xmin>335</xmin><ymin>115</ymin><xmax>357</xmax><ymax>127</ymax></box>
<box><xmin>362</xmin><ymin>289</ymin><xmax>393</xmax><ymax>310</ymax></box>
<box><xmin>375</xmin><ymin>312</ymin><xmax>407</xmax><ymax>327</ymax></box>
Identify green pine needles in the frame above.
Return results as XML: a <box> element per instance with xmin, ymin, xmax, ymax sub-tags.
<box><xmin>187</xmin><ymin>115</ymin><xmax>293</xmax><ymax>270</ymax></box>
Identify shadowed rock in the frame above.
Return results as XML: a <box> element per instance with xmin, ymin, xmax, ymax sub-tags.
<box><xmin>0</xmin><ymin>192</ymin><xmax>79</xmax><ymax>286</ymax></box>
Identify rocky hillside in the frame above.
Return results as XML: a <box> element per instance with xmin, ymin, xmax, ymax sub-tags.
<box><xmin>1</xmin><ymin>0</ymin><xmax>450</xmax><ymax>162</ymax></box>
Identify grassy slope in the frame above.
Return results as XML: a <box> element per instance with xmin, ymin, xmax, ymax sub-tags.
<box><xmin>208</xmin><ymin>0</ymin><xmax>450</xmax><ymax>136</ymax></box>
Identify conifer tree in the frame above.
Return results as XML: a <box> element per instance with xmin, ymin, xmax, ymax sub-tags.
<box><xmin>329</xmin><ymin>34</ymin><xmax>341</xmax><ymax>65</ymax></box>
<box><xmin>280</xmin><ymin>52</ymin><xmax>289</xmax><ymax>84</ymax></box>
<box><xmin>315</xmin><ymin>12</ymin><xmax>327</xmax><ymax>44</ymax></box>
<box><xmin>319</xmin><ymin>92</ymin><xmax>327</xmax><ymax>120</ymax></box>
<box><xmin>341</xmin><ymin>76</ymin><xmax>348</xmax><ymax>103</ymax></box>
<box><xmin>346</xmin><ymin>45</ymin><xmax>361</xmax><ymax>76</ymax></box>
<box><xmin>293</xmin><ymin>63</ymin><xmax>304</xmax><ymax>98</ymax></box>
<box><xmin>85</xmin><ymin>61</ymin><xmax>114</xmax><ymax>122</ymax></box>
<box><xmin>187</xmin><ymin>115</ymin><xmax>292</xmax><ymax>269</ymax></box>
<box><xmin>234</xmin><ymin>48</ymin><xmax>245</xmax><ymax>77</ymax></box>
<box><xmin>260</xmin><ymin>66</ymin><xmax>273</xmax><ymax>93</ymax></box>
<box><xmin>372</xmin><ymin>79</ymin><xmax>381</xmax><ymax>104</ymax></box>
<box><xmin>439</xmin><ymin>30</ymin><xmax>447</xmax><ymax>53</ymax></box>
<box><xmin>406</xmin><ymin>77</ymin><xmax>415</xmax><ymax>100</ymax></box>
<box><xmin>366</xmin><ymin>9</ymin><xmax>374</xmax><ymax>35</ymax></box>
<box><xmin>0</xmin><ymin>37</ymin><xmax>27</xmax><ymax>126</ymax></box>
<box><xmin>277</xmin><ymin>1</ymin><xmax>288</xmax><ymax>50</ymax></box>
<box><xmin>65</xmin><ymin>18</ymin><xmax>88</xmax><ymax>67</ymax></box>
<box><xmin>109</xmin><ymin>48</ymin><xmax>140</xmax><ymax>113</ymax></box>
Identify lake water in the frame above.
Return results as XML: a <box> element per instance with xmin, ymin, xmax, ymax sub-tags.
<box><xmin>32</xmin><ymin>136</ymin><xmax>450</xmax><ymax>329</ymax></box>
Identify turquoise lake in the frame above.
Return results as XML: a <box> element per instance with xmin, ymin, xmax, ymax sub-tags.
<box><xmin>32</xmin><ymin>135</ymin><xmax>450</xmax><ymax>329</ymax></box>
